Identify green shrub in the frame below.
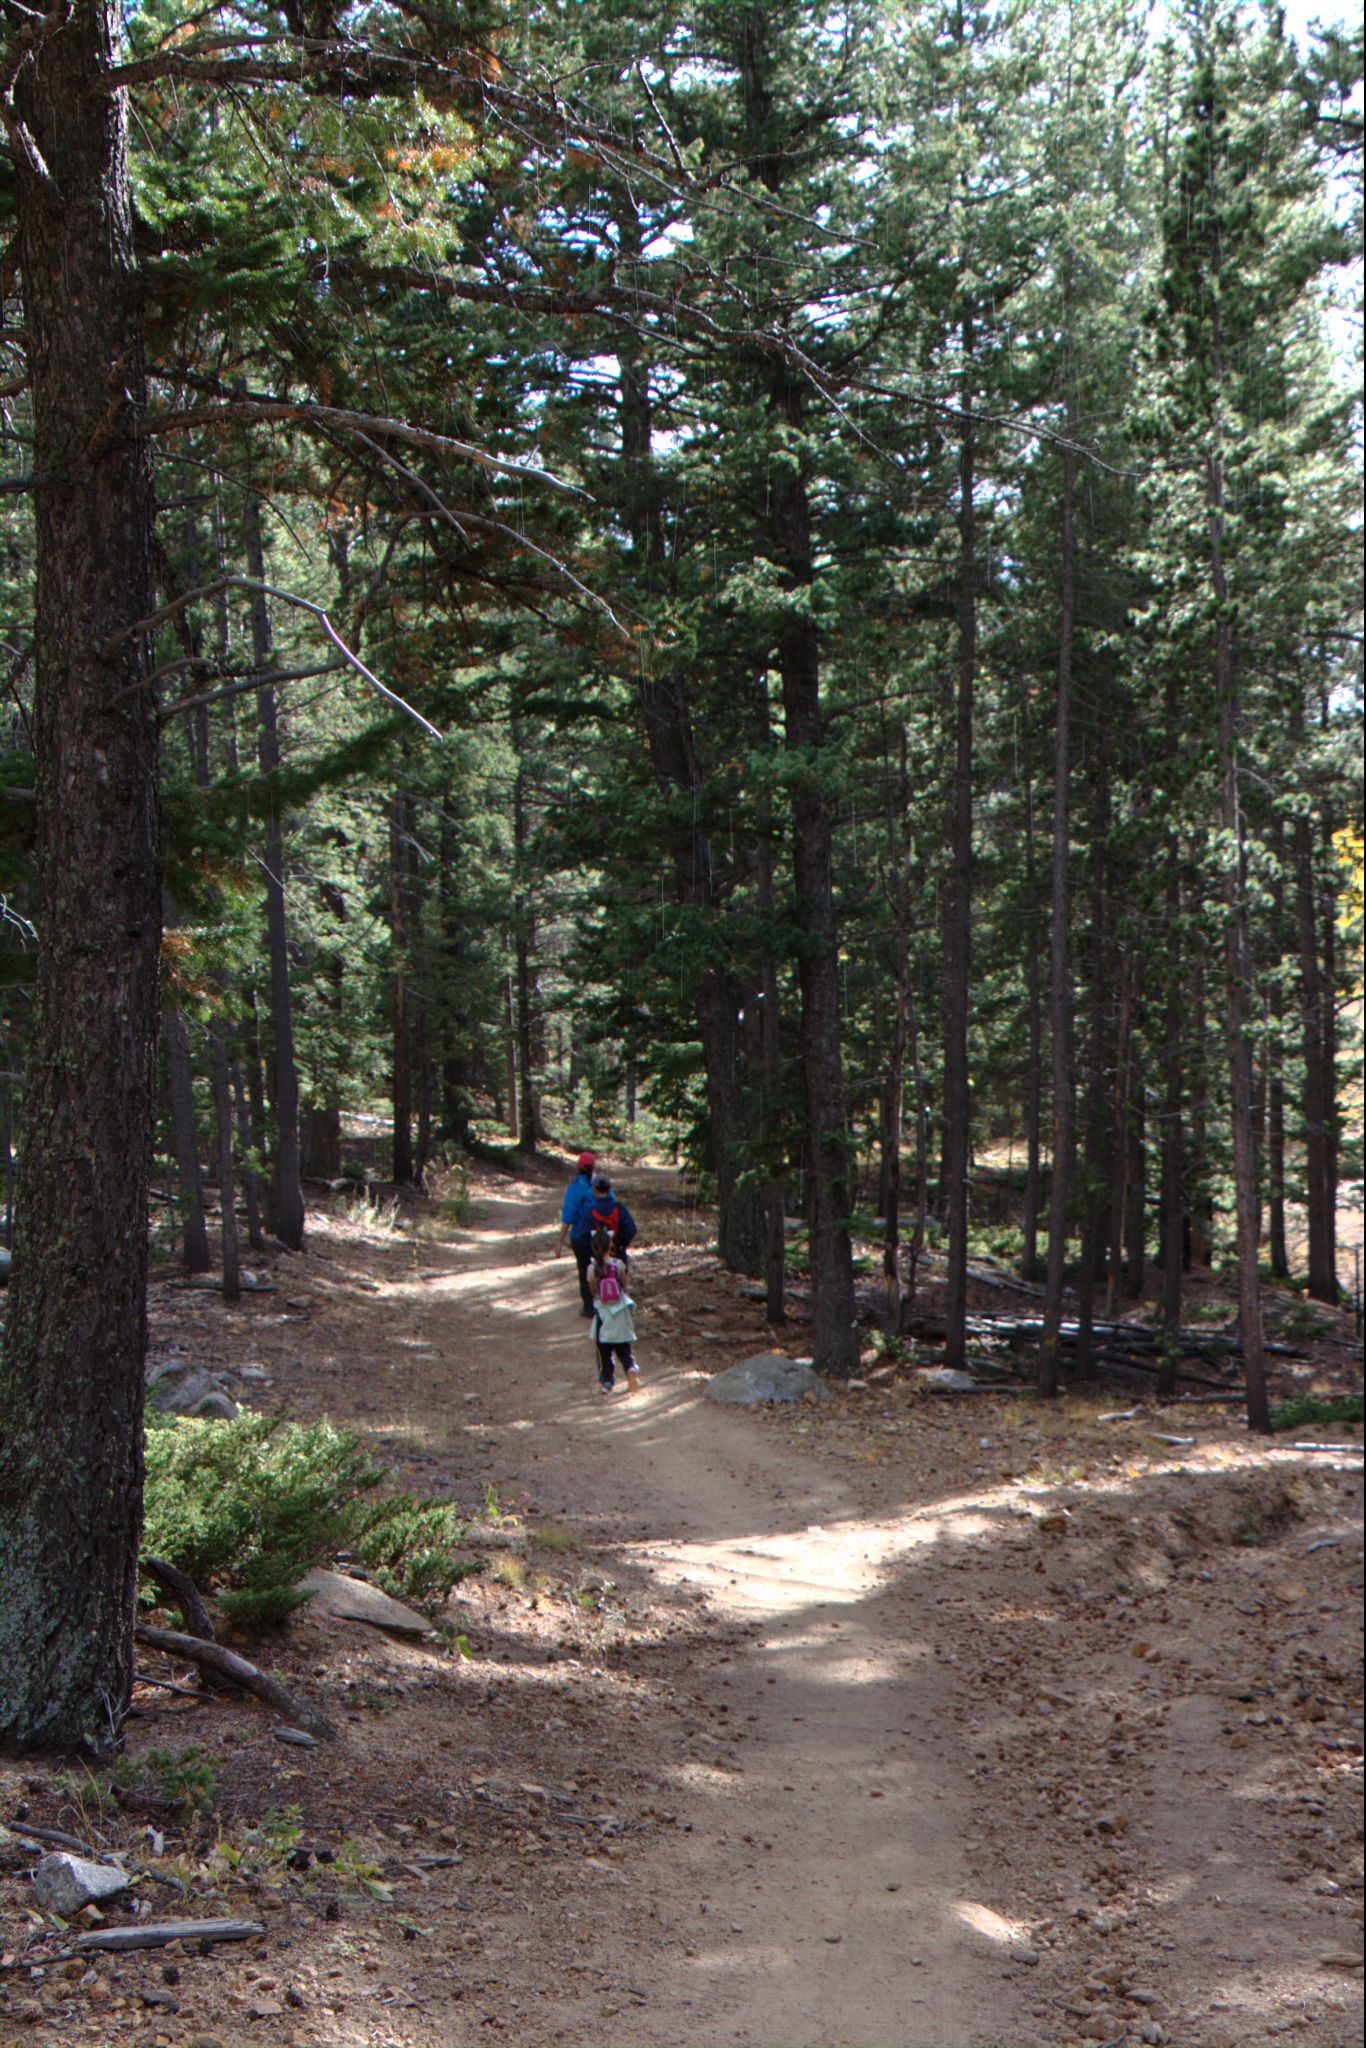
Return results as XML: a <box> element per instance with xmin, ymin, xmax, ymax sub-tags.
<box><xmin>143</xmin><ymin>1415</ymin><xmax>480</xmax><ymax>1629</ymax></box>
<box><xmin>1268</xmin><ymin>1394</ymin><xmax>1363</xmax><ymax>1433</ymax></box>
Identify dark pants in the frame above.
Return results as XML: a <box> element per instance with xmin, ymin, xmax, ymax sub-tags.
<box><xmin>572</xmin><ymin>1241</ymin><xmax>594</xmax><ymax>1313</ymax></box>
<box><xmin>596</xmin><ymin>1338</ymin><xmax>637</xmax><ymax>1388</ymax></box>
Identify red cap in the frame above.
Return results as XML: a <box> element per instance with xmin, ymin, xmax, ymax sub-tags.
<box><xmin>577</xmin><ymin>1151</ymin><xmax>596</xmax><ymax>1171</ymax></box>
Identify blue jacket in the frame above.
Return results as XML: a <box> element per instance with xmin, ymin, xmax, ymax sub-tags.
<box><xmin>571</xmin><ymin>1189</ymin><xmax>637</xmax><ymax>1254</ymax></box>
<box><xmin>561</xmin><ymin>1171</ymin><xmax>595</xmax><ymax>1235</ymax></box>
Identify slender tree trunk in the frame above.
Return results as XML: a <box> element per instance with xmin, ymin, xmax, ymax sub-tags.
<box><xmin>1105</xmin><ymin>958</ymin><xmax>1136</xmax><ymax>1316</ymax></box>
<box><xmin>390</xmin><ymin>792</ymin><xmax>415</xmax><ymax>1184</ymax></box>
<box><xmin>1021</xmin><ymin>719</ymin><xmax>1044</xmax><ymax>1285</ymax></box>
<box><xmin>1040</xmin><ymin>432</ymin><xmax>1078</xmax><ymax>1398</ymax></box>
<box><xmin>1208</xmin><ymin>424</ymin><xmax>1269</xmax><ymax>1431</ymax></box>
<box><xmin>942</xmin><ymin>312</ymin><xmax>977</xmax><ymax>1375</ymax></box>
<box><xmin>245</xmin><ymin>493</ymin><xmax>304</xmax><ymax>1248</ymax></box>
<box><xmin>1159</xmin><ymin>858</ymin><xmax>1185</xmax><ymax>1398</ymax></box>
<box><xmin>233</xmin><ymin>1053</ymin><xmax>266</xmax><ymax>1254</ymax></box>
<box><xmin>512</xmin><ymin>742</ymin><xmax>539</xmax><ymax>1155</ymax></box>
<box><xmin>1293</xmin><ymin>781</ymin><xmax>1334</xmax><ymax>1297</ymax></box>
<box><xmin>502</xmin><ymin>970</ymin><xmax>519</xmax><ymax>1142</ymax></box>
<box><xmin>772</xmin><ymin>368</ymin><xmax>857</xmax><ymax>1375</ymax></box>
<box><xmin>0</xmin><ymin>4</ymin><xmax>161</xmax><ymax>1750</ymax></box>
<box><xmin>209</xmin><ymin>1025</ymin><xmax>241</xmax><ymax>1304</ymax></box>
<box><xmin>1123</xmin><ymin>1050</ymin><xmax>1146</xmax><ymax>1299</ymax></box>
<box><xmin>1319</xmin><ymin>808</ymin><xmax>1339</xmax><ymax>1295</ymax></box>
<box><xmin>757</xmin><ymin>835</ymin><xmax>787</xmax><ymax>1324</ymax></box>
<box><xmin>162</xmin><ymin>1005</ymin><xmax>211</xmax><ymax>1273</ymax></box>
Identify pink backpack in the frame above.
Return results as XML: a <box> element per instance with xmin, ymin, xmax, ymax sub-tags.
<box><xmin>597</xmin><ymin>1260</ymin><xmax>622</xmax><ymax>1305</ymax></box>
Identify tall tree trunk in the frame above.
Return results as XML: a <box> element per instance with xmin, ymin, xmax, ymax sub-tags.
<box><xmin>942</xmin><ymin>311</ymin><xmax>977</xmax><ymax>1375</ymax></box>
<box><xmin>0</xmin><ymin>4</ymin><xmax>161</xmax><ymax>1750</ymax></box>
<box><xmin>1159</xmin><ymin>858</ymin><xmax>1185</xmax><ymax>1398</ymax></box>
<box><xmin>1105</xmin><ymin>958</ymin><xmax>1137</xmax><ymax>1316</ymax></box>
<box><xmin>390</xmin><ymin>792</ymin><xmax>415</xmax><ymax>1184</ymax></box>
<box><xmin>502</xmin><ymin>970</ymin><xmax>519</xmax><ymax>1141</ymax></box>
<box><xmin>245</xmin><ymin>493</ymin><xmax>304</xmax><ymax>1248</ymax></box>
<box><xmin>512</xmin><ymin>740</ymin><xmax>539</xmax><ymax>1155</ymax></box>
<box><xmin>1039</xmin><ymin>431</ymin><xmax>1078</xmax><ymax>1399</ymax></box>
<box><xmin>756</xmin><ymin>834</ymin><xmax>787</xmax><ymax>1324</ymax></box>
<box><xmin>233</xmin><ymin>1050</ymin><xmax>266</xmax><ymax>1255</ymax></box>
<box><xmin>1293</xmin><ymin>777</ymin><xmax>1334</xmax><ymax>1298</ymax></box>
<box><xmin>162</xmin><ymin>1005</ymin><xmax>211</xmax><ymax>1273</ymax></box>
<box><xmin>1319</xmin><ymin>808</ymin><xmax>1339</xmax><ymax>1295</ymax></box>
<box><xmin>1208</xmin><ymin>417</ymin><xmax>1269</xmax><ymax>1431</ymax></box>
<box><xmin>1123</xmin><ymin>1048</ymin><xmax>1147</xmax><ymax>1300</ymax></box>
<box><xmin>771</xmin><ymin>367</ymin><xmax>857</xmax><ymax>1375</ymax></box>
<box><xmin>1021</xmin><ymin>716</ymin><xmax>1044</xmax><ymax>1285</ymax></box>
<box><xmin>209</xmin><ymin>1025</ymin><xmax>241</xmax><ymax>1305</ymax></box>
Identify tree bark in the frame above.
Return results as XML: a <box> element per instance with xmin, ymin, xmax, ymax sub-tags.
<box><xmin>771</xmin><ymin>365</ymin><xmax>857</xmax><ymax>1375</ymax></box>
<box><xmin>162</xmin><ymin>1004</ymin><xmax>211</xmax><ymax>1273</ymax></box>
<box><xmin>942</xmin><ymin>310</ymin><xmax>977</xmax><ymax>1376</ymax></box>
<box><xmin>1293</xmin><ymin>771</ymin><xmax>1334</xmax><ymax>1299</ymax></box>
<box><xmin>1039</xmin><ymin>431</ymin><xmax>1078</xmax><ymax>1399</ymax></box>
<box><xmin>1020</xmin><ymin>713</ymin><xmax>1044</xmax><ymax>1285</ymax></box>
<box><xmin>245</xmin><ymin>492</ymin><xmax>304</xmax><ymax>1248</ymax></box>
<box><xmin>390</xmin><ymin>791</ymin><xmax>415</xmax><ymax>1184</ymax></box>
<box><xmin>0</xmin><ymin>2</ymin><xmax>161</xmax><ymax>1750</ymax></box>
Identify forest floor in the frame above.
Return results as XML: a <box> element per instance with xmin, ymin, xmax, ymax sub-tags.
<box><xmin>1</xmin><ymin>1154</ymin><xmax>1363</xmax><ymax>2048</ymax></box>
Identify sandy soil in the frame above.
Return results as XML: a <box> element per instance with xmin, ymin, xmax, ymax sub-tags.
<box><xmin>1</xmin><ymin>1157</ymin><xmax>1362</xmax><ymax>2048</ymax></box>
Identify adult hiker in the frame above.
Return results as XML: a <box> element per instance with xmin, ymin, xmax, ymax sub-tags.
<box><xmin>567</xmin><ymin>1171</ymin><xmax>638</xmax><ymax>1318</ymax></box>
<box><xmin>557</xmin><ymin>1150</ymin><xmax>598</xmax><ymax>1315</ymax></box>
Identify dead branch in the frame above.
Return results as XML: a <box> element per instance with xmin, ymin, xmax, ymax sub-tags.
<box><xmin>134</xmin><ymin>1625</ymin><xmax>334</xmax><ymax>1739</ymax></box>
<box><xmin>140</xmin><ymin>1556</ymin><xmax>217</xmax><ymax>1642</ymax></box>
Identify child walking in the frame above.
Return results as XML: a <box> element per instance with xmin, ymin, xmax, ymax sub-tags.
<box><xmin>588</xmin><ymin>1229</ymin><xmax>640</xmax><ymax>1395</ymax></box>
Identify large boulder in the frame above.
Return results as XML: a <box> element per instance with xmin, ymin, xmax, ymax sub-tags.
<box><xmin>704</xmin><ymin>1354</ymin><xmax>829</xmax><ymax>1407</ymax></box>
<box><xmin>294</xmin><ymin>1568</ymin><xmax>432</xmax><ymax>1637</ymax></box>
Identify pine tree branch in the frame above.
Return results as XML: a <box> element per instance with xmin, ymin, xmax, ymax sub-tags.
<box><xmin>136</xmin><ymin>390</ymin><xmax>588</xmax><ymax>498</ymax></box>
<box><xmin>99</xmin><ymin>577</ymin><xmax>444</xmax><ymax>740</ymax></box>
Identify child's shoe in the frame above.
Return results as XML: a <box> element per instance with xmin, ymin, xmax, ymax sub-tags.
<box><xmin>598</xmin><ymin>1377</ymin><xmax>614</xmax><ymax>1395</ymax></box>
<box><xmin>624</xmin><ymin>1366</ymin><xmax>640</xmax><ymax>1394</ymax></box>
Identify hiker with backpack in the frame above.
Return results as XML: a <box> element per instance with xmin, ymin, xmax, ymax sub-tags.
<box><xmin>556</xmin><ymin>1150</ymin><xmax>599</xmax><ymax>1315</ymax></box>
<box><xmin>589</xmin><ymin>1227</ymin><xmax>640</xmax><ymax>1395</ymax></box>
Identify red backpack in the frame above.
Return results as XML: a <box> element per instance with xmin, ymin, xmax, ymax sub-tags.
<box><xmin>590</xmin><ymin>1200</ymin><xmax>621</xmax><ymax>1250</ymax></box>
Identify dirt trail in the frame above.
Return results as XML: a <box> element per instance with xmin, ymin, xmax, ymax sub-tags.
<box><xmin>401</xmin><ymin>1181</ymin><xmax>1037</xmax><ymax>2046</ymax></box>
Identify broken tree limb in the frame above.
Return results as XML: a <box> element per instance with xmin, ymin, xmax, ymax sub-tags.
<box><xmin>76</xmin><ymin>1918</ymin><xmax>263</xmax><ymax>1954</ymax></box>
<box><xmin>134</xmin><ymin>1627</ymin><xmax>334</xmax><ymax>1739</ymax></box>
<box><xmin>140</xmin><ymin>1557</ymin><xmax>217</xmax><ymax>1642</ymax></box>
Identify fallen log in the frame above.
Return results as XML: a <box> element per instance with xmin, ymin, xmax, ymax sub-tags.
<box><xmin>77</xmin><ymin>1919</ymin><xmax>263</xmax><ymax>1954</ymax></box>
<box><xmin>135</xmin><ymin>1627</ymin><xmax>334</xmax><ymax>1739</ymax></box>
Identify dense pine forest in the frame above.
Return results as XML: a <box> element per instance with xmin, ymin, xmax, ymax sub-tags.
<box><xmin>0</xmin><ymin>0</ymin><xmax>1360</xmax><ymax>1759</ymax></box>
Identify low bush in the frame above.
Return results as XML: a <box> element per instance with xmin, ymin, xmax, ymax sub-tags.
<box><xmin>143</xmin><ymin>1415</ymin><xmax>481</xmax><ymax>1629</ymax></box>
<box><xmin>1268</xmin><ymin>1394</ymin><xmax>1363</xmax><ymax>1433</ymax></box>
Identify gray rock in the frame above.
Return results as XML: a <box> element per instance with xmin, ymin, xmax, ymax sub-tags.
<box><xmin>146</xmin><ymin>1364</ymin><xmax>240</xmax><ymax>1420</ymax></box>
<box><xmin>33</xmin><ymin>1852</ymin><xmax>129</xmax><ymax>1916</ymax></box>
<box><xmin>705</xmin><ymin>1355</ymin><xmax>829</xmax><ymax>1407</ymax></box>
<box><xmin>295</xmin><ymin>1567</ymin><xmax>432</xmax><ymax>1636</ymax></box>
<box><xmin>916</xmin><ymin>1367</ymin><xmax>982</xmax><ymax>1393</ymax></box>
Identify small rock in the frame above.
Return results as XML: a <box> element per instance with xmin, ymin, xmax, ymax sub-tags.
<box><xmin>251</xmin><ymin>1999</ymin><xmax>284</xmax><ymax>2018</ymax></box>
<box><xmin>917</xmin><ymin>1367</ymin><xmax>981</xmax><ymax>1393</ymax></box>
<box><xmin>1319</xmin><ymin>1951</ymin><xmax>1364</xmax><ymax>1969</ymax></box>
<box><xmin>139</xmin><ymin>1986</ymin><xmax>180</xmax><ymax>2011</ymax></box>
<box><xmin>33</xmin><ymin>1853</ymin><xmax>129</xmax><ymax>1916</ymax></box>
<box><xmin>273</xmin><ymin>1726</ymin><xmax>319</xmax><ymax>1749</ymax></box>
<box><xmin>1078</xmin><ymin>2013</ymin><xmax>1117</xmax><ymax>2041</ymax></box>
<box><xmin>0</xmin><ymin>1824</ymin><xmax>31</xmax><ymax>1872</ymax></box>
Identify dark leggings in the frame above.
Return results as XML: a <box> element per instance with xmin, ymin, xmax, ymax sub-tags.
<box><xmin>596</xmin><ymin>1340</ymin><xmax>637</xmax><ymax>1387</ymax></box>
<box><xmin>573</xmin><ymin>1241</ymin><xmax>594</xmax><ymax>1312</ymax></box>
